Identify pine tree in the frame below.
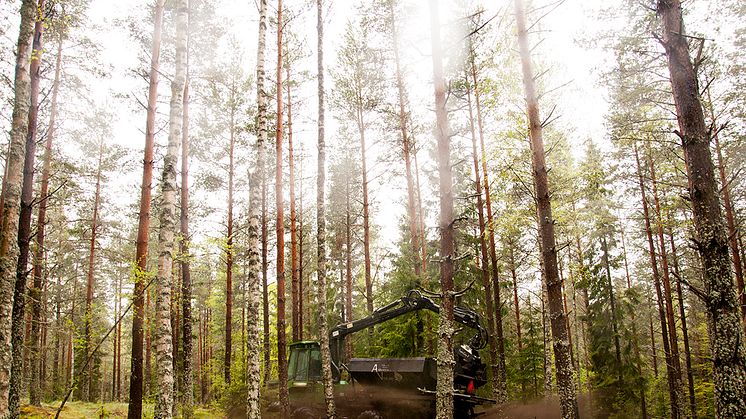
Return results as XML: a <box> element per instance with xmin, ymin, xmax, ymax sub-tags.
<box><xmin>514</xmin><ymin>0</ymin><xmax>578</xmax><ymax>415</ymax></box>
<box><xmin>128</xmin><ymin>2</ymin><xmax>165</xmax><ymax>416</ymax></box>
<box><xmin>657</xmin><ymin>1</ymin><xmax>746</xmax><ymax>415</ymax></box>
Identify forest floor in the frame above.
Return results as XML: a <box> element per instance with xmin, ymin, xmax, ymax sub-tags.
<box><xmin>478</xmin><ymin>394</ymin><xmax>592</xmax><ymax>418</ymax></box>
<box><xmin>20</xmin><ymin>402</ymin><xmax>222</xmax><ymax>418</ymax></box>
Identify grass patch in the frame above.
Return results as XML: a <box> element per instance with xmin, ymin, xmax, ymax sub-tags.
<box><xmin>20</xmin><ymin>402</ymin><xmax>222</xmax><ymax>418</ymax></box>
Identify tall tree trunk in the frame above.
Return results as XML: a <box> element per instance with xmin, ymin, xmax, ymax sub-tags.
<box><xmin>261</xmin><ymin>173</ymin><xmax>269</xmax><ymax>388</ymax></box>
<box><xmin>287</xmin><ymin>66</ymin><xmax>300</xmax><ymax>343</ymax></box>
<box><xmin>541</xmin><ymin>285</ymin><xmax>553</xmax><ymax>396</ymax></box>
<box><xmin>387</xmin><ymin>0</ymin><xmax>421</xmax><ymax>280</ymax></box>
<box><xmin>274</xmin><ymin>1</ymin><xmax>289</xmax><ymax>415</ymax></box>
<box><xmin>657</xmin><ymin>1</ymin><xmax>746</xmax><ymax>416</ymax></box>
<box><xmin>261</xmin><ymin>150</ymin><xmax>269</xmax><ymax>388</ymax></box>
<box><xmin>172</xmin><ymin>253</ymin><xmax>180</xmax><ymax>412</ymax></box>
<box><xmin>634</xmin><ymin>143</ymin><xmax>680</xmax><ymax>418</ymax></box>
<box><xmin>298</xmin><ymin>160</ymin><xmax>304</xmax><ymax>341</ymax></box>
<box><xmin>29</xmin><ymin>34</ymin><xmax>61</xmax><ymax>407</ymax></box>
<box><xmin>465</xmin><ymin>69</ymin><xmax>500</xmax><ymax>401</ymax></box>
<box><xmin>344</xmin><ymin>177</ymin><xmax>353</xmax><ymax>361</ymax></box>
<box><xmin>112</xmin><ymin>275</ymin><xmax>118</xmax><ymax>401</ymax></box>
<box><xmin>470</xmin><ymin>45</ymin><xmax>507</xmax><ymax>402</ymax></box>
<box><xmin>180</xmin><ymin>33</ymin><xmax>194</xmax><ymax>417</ymax></box>
<box><xmin>358</xmin><ymin>111</ymin><xmax>373</xmax><ymax>319</ymax></box>
<box><xmin>0</xmin><ymin>0</ymin><xmax>34</xmax><ymax>411</ymax></box>
<box><xmin>82</xmin><ymin>140</ymin><xmax>105</xmax><ymax>401</ymax></box>
<box><xmin>647</xmin><ymin>145</ymin><xmax>684</xmax><ymax>405</ymax></box>
<box><xmin>117</xmin><ymin>269</ymin><xmax>123</xmax><ymax>401</ymax></box>
<box><xmin>250</xmin><ymin>6</ymin><xmax>270</xmax><ymax>410</ymax></box>
<box><xmin>9</xmin><ymin>3</ymin><xmax>44</xmax><ymax>413</ymax></box>
<box><xmin>429</xmin><ymin>1</ymin><xmax>455</xmax><ymax>416</ymax></box>
<box><xmin>225</xmin><ymin>101</ymin><xmax>235</xmax><ymax>385</ymax></box>
<box><xmin>316</xmin><ymin>1</ymin><xmax>337</xmax><ymax>416</ymax></box>
<box><xmin>709</xmin><ymin>101</ymin><xmax>745</xmax><ymax>331</ymax></box>
<box><xmin>128</xmin><ymin>1</ymin><xmax>165</xmax><ymax>416</ymax></box>
<box><xmin>154</xmin><ymin>0</ymin><xmax>187</xmax><ymax>415</ymax></box>
<box><xmin>668</xmin><ymin>229</ymin><xmax>696</xmax><ymax>418</ymax></box>
<box><xmin>514</xmin><ymin>0</ymin><xmax>578</xmax><ymax>415</ymax></box>
<box><xmin>145</xmin><ymin>287</ymin><xmax>152</xmax><ymax>396</ymax></box>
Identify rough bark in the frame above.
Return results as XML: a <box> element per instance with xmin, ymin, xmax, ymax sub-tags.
<box><xmin>128</xmin><ymin>1</ymin><xmax>165</xmax><ymax>416</ymax></box>
<box><xmin>154</xmin><ymin>0</ymin><xmax>187</xmax><ymax>415</ymax></box>
<box><xmin>316</xmin><ymin>1</ymin><xmax>337</xmax><ymax>416</ymax></box>
<box><xmin>180</xmin><ymin>40</ymin><xmax>194</xmax><ymax>418</ymax></box>
<box><xmin>429</xmin><ymin>1</ymin><xmax>455</xmax><ymax>416</ymax></box>
<box><xmin>514</xmin><ymin>0</ymin><xmax>578</xmax><ymax>415</ymax></box>
<box><xmin>541</xmin><ymin>284</ymin><xmax>553</xmax><ymax>396</ymax></box>
<box><xmin>8</xmin><ymin>3</ymin><xmax>43</xmax><ymax>414</ymax></box>
<box><xmin>634</xmin><ymin>143</ymin><xmax>680</xmax><ymax>418</ymax></box>
<box><xmin>29</xmin><ymin>25</ymin><xmax>60</xmax><ymax>409</ymax></box>
<box><xmin>657</xmin><ymin>1</ymin><xmax>746</xmax><ymax>416</ymax></box>
<box><xmin>0</xmin><ymin>2</ymin><xmax>34</xmax><ymax>410</ymax></box>
<box><xmin>247</xmin><ymin>4</ymin><xmax>267</xmax><ymax>414</ymax></box>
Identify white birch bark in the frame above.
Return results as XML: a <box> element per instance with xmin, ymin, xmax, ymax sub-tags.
<box><xmin>154</xmin><ymin>0</ymin><xmax>187</xmax><ymax>417</ymax></box>
<box><xmin>316</xmin><ymin>1</ymin><xmax>337</xmax><ymax>417</ymax></box>
<box><xmin>246</xmin><ymin>0</ymin><xmax>268</xmax><ymax>416</ymax></box>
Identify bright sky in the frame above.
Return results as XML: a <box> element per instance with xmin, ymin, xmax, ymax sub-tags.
<box><xmin>1</xmin><ymin>0</ymin><xmax>618</xmax><ymax>290</ymax></box>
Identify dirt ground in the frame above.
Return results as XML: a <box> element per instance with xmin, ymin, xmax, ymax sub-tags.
<box><xmin>477</xmin><ymin>395</ymin><xmax>592</xmax><ymax>419</ymax></box>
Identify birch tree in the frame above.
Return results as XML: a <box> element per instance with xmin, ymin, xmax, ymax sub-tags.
<box><xmin>316</xmin><ymin>0</ymin><xmax>337</xmax><ymax>416</ymax></box>
<box><xmin>154</xmin><ymin>0</ymin><xmax>187</xmax><ymax>416</ymax></box>
<box><xmin>246</xmin><ymin>0</ymin><xmax>267</xmax><ymax>416</ymax></box>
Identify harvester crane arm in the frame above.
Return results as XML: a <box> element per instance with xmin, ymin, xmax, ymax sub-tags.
<box><xmin>328</xmin><ymin>290</ymin><xmax>488</xmax><ymax>378</ymax></box>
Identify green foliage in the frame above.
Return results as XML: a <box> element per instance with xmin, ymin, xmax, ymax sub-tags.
<box><xmin>507</xmin><ymin>298</ymin><xmax>546</xmax><ymax>401</ymax></box>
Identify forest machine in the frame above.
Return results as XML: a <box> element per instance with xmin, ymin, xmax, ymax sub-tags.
<box><xmin>285</xmin><ymin>290</ymin><xmax>494</xmax><ymax>418</ymax></box>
